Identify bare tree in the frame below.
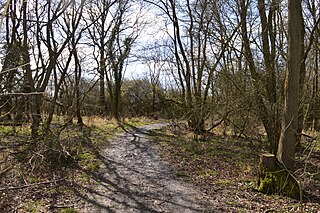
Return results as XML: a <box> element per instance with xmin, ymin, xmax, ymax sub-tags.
<box><xmin>277</xmin><ymin>0</ymin><xmax>304</xmax><ymax>170</ymax></box>
<box><xmin>145</xmin><ymin>0</ymin><xmax>237</xmax><ymax>132</ymax></box>
<box><xmin>238</xmin><ymin>0</ymin><xmax>287</xmax><ymax>153</ymax></box>
<box><xmin>87</xmin><ymin>0</ymin><xmax>142</xmax><ymax>119</ymax></box>
<box><xmin>86</xmin><ymin>0</ymin><xmax>118</xmax><ymax>115</ymax></box>
<box><xmin>21</xmin><ymin>0</ymin><xmax>85</xmax><ymax>138</ymax></box>
<box><xmin>44</xmin><ymin>0</ymin><xmax>87</xmax><ymax>129</ymax></box>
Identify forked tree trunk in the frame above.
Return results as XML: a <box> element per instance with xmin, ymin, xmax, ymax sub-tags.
<box><xmin>240</xmin><ymin>0</ymin><xmax>281</xmax><ymax>154</ymax></box>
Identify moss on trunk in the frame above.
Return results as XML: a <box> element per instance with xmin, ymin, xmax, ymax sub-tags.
<box><xmin>257</xmin><ymin>154</ymin><xmax>301</xmax><ymax>199</ymax></box>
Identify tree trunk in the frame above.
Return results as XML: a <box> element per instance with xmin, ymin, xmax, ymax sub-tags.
<box><xmin>112</xmin><ymin>76</ymin><xmax>121</xmax><ymax>120</ymax></box>
<box><xmin>30</xmin><ymin>94</ymin><xmax>42</xmax><ymax>138</ymax></box>
<box><xmin>22</xmin><ymin>0</ymin><xmax>41</xmax><ymax>139</ymax></box>
<box><xmin>99</xmin><ymin>47</ymin><xmax>107</xmax><ymax>115</ymax></box>
<box><xmin>75</xmin><ymin>52</ymin><xmax>83</xmax><ymax>125</ymax></box>
<box><xmin>277</xmin><ymin>0</ymin><xmax>304</xmax><ymax>170</ymax></box>
<box><xmin>240</xmin><ymin>0</ymin><xmax>280</xmax><ymax>154</ymax></box>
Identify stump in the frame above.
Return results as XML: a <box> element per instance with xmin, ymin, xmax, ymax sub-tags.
<box><xmin>257</xmin><ymin>153</ymin><xmax>301</xmax><ymax>199</ymax></box>
<box><xmin>260</xmin><ymin>153</ymin><xmax>276</xmax><ymax>170</ymax></box>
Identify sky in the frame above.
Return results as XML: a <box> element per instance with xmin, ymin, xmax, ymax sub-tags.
<box><xmin>124</xmin><ymin>3</ymin><xmax>173</xmax><ymax>80</ymax></box>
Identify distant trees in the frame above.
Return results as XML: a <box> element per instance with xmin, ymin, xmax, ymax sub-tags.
<box><xmin>122</xmin><ymin>78</ymin><xmax>160</xmax><ymax>117</ymax></box>
<box><xmin>144</xmin><ymin>0</ymin><xmax>239</xmax><ymax>132</ymax></box>
<box><xmin>87</xmin><ymin>0</ymin><xmax>143</xmax><ymax>119</ymax></box>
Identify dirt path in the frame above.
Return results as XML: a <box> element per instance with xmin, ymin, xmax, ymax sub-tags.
<box><xmin>82</xmin><ymin>123</ymin><xmax>213</xmax><ymax>212</ymax></box>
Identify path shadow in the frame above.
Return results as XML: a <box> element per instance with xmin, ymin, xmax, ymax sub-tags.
<box><xmin>72</xmin><ymin>123</ymin><xmax>211</xmax><ymax>212</ymax></box>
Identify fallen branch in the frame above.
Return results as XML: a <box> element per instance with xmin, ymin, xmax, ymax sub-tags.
<box><xmin>49</xmin><ymin>204</ymin><xmax>75</xmax><ymax>209</ymax></box>
<box><xmin>0</xmin><ymin>63</ymin><xmax>30</xmax><ymax>75</ymax></box>
<box><xmin>0</xmin><ymin>177</ymin><xmax>66</xmax><ymax>191</ymax></box>
<box><xmin>207</xmin><ymin>118</ymin><xmax>225</xmax><ymax>132</ymax></box>
<box><xmin>206</xmin><ymin>110</ymin><xmax>232</xmax><ymax>132</ymax></box>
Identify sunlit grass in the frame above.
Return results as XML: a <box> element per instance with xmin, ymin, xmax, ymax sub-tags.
<box><xmin>82</xmin><ymin>116</ymin><xmax>158</xmax><ymax>128</ymax></box>
<box><xmin>82</xmin><ymin>116</ymin><xmax>118</xmax><ymax>127</ymax></box>
<box><xmin>0</xmin><ymin>125</ymin><xmax>13</xmax><ymax>134</ymax></box>
<box><xmin>0</xmin><ymin>124</ymin><xmax>30</xmax><ymax>136</ymax></box>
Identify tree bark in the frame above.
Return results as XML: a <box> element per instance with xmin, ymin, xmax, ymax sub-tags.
<box><xmin>99</xmin><ymin>48</ymin><xmax>107</xmax><ymax>115</ymax></box>
<box><xmin>277</xmin><ymin>0</ymin><xmax>304</xmax><ymax>170</ymax></box>
<box><xmin>21</xmin><ymin>0</ymin><xmax>41</xmax><ymax>139</ymax></box>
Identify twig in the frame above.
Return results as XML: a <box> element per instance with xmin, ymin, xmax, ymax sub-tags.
<box><xmin>0</xmin><ymin>166</ymin><xmax>12</xmax><ymax>177</ymax></box>
<box><xmin>0</xmin><ymin>63</ymin><xmax>30</xmax><ymax>75</ymax></box>
<box><xmin>0</xmin><ymin>177</ymin><xmax>66</xmax><ymax>191</ymax></box>
<box><xmin>301</xmin><ymin>133</ymin><xmax>317</xmax><ymax>141</ymax></box>
<box><xmin>0</xmin><ymin>142</ymin><xmax>27</xmax><ymax>151</ymax></box>
<box><xmin>277</xmin><ymin>161</ymin><xmax>304</xmax><ymax>205</ymax></box>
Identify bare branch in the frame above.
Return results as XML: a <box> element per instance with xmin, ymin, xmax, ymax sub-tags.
<box><xmin>0</xmin><ymin>92</ymin><xmax>45</xmax><ymax>96</ymax></box>
<box><xmin>0</xmin><ymin>178</ymin><xmax>67</xmax><ymax>191</ymax></box>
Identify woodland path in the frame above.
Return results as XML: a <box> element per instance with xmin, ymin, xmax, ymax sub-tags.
<box><xmin>81</xmin><ymin>123</ymin><xmax>213</xmax><ymax>213</ymax></box>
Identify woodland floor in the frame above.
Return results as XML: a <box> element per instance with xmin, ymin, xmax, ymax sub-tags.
<box><xmin>156</xmin><ymin>124</ymin><xmax>320</xmax><ymax>212</ymax></box>
<box><xmin>0</xmin><ymin>119</ymin><xmax>319</xmax><ymax>212</ymax></box>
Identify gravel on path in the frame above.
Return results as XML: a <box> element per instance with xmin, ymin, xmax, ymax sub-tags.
<box><xmin>82</xmin><ymin>123</ymin><xmax>213</xmax><ymax>213</ymax></box>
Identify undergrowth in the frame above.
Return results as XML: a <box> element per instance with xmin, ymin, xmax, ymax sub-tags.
<box><xmin>0</xmin><ymin>116</ymin><xmax>156</xmax><ymax>212</ymax></box>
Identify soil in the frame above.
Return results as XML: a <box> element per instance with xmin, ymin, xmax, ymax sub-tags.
<box><xmin>81</xmin><ymin>123</ymin><xmax>214</xmax><ymax>212</ymax></box>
